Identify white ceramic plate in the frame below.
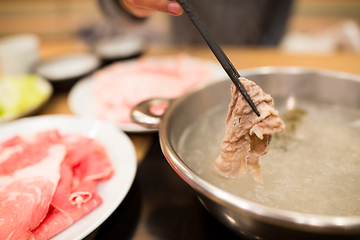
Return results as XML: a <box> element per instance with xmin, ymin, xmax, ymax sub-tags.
<box><xmin>68</xmin><ymin>56</ymin><xmax>227</xmax><ymax>132</ymax></box>
<box><xmin>93</xmin><ymin>34</ymin><xmax>146</xmax><ymax>60</ymax></box>
<box><xmin>0</xmin><ymin>115</ymin><xmax>137</xmax><ymax>240</ymax></box>
<box><xmin>36</xmin><ymin>53</ymin><xmax>100</xmax><ymax>81</ymax></box>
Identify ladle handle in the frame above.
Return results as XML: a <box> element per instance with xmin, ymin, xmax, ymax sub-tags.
<box><xmin>130</xmin><ymin>98</ymin><xmax>172</xmax><ymax>129</ymax></box>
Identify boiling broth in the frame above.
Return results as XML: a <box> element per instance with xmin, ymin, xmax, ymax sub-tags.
<box><xmin>178</xmin><ymin>97</ymin><xmax>360</xmax><ymax>216</ymax></box>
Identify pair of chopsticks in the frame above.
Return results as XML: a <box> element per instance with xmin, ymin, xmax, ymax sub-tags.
<box><xmin>176</xmin><ymin>0</ymin><xmax>260</xmax><ymax>117</ymax></box>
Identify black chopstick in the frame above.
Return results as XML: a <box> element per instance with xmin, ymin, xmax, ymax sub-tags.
<box><xmin>176</xmin><ymin>0</ymin><xmax>260</xmax><ymax>117</ymax></box>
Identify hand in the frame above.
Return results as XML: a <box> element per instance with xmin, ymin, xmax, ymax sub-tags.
<box><xmin>120</xmin><ymin>0</ymin><xmax>183</xmax><ymax>17</ymax></box>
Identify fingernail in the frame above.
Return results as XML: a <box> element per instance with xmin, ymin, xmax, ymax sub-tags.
<box><xmin>168</xmin><ymin>2</ymin><xmax>182</xmax><ymax>15</ymax></box>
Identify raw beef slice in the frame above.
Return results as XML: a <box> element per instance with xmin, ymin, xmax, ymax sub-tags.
<box><xmin>0</xmin><ymin>129</ymin><xmax>114</xmax><ymax>240</ymax></box>
<box><xmin>0</xmin><ymin>144</ymin><xmax>66</xmax><ymax>240</ymax></box>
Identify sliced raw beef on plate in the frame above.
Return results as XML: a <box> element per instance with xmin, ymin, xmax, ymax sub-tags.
<box><xmin>0</xmin><ymin>135</ymin><xmax>22</xmax><ymax>149</ymax></box>
<box><xmin>0</xmin><ymin>130</ymin><xmax>62</xmax><ymax>175</ymax></box>
<box><xmin>0</xmin><ymin>129</ymin><xmax>114</xmax><ymax>240</ymax></box>
<box><xmin>93</xmin><ymin>55</ymin><xmax>213</xmax><ymax>124</ymax></box>
<box><xmin>31</xmin><ymin>133</ymin><xmax>114</xmax><ymax>239</ymax></box>
<box><xmin>30</xmin><ymin>162</ymin><xmax>103</xmax><ymax>240</ymax></box>
<box><xmin>0</xmin><ymin>144</ymin><xmax>66</xmax><ymax>240</ymax></box>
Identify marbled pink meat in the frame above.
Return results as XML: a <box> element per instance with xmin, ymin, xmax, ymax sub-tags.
<box><xmin>0</xmin><ymin>130</ymin><xmax>114</xmax><ymax>240</ymax></box>
<box><xmin>93</xmin><ymin>55</ymin><xmax>213</xmax><ymax>123</ymax></box>
<box><xmin>0</xmin><ymin>143</ymin><xmax>66</xmax><ymax>240</ymax></box>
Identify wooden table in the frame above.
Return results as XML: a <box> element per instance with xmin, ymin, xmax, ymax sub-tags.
<box><xmin>38</xmin><ymin>40</ymin><xmax>360</xmax><ymax>163</ymax></box>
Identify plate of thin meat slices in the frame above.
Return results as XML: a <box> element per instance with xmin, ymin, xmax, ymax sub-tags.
<box><xmin>0</xmin><ymin>115</ymin><xmax>137</xmax><ymax>240</ymax></box>
<box><xmin>68</xmin><ymin>54</ymin><xmax>226</xmax><ymax>132</ymax></box>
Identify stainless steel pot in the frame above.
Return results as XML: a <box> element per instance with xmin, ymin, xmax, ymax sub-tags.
<box><xmin>131</xmin><ymin>66</ymin><xmax>360</xmax><ymax>239</ymax></box>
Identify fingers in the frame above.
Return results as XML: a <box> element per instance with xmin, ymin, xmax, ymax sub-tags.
<box><xmin>121</xmin><ymin>0</ymin><xmax>183</xmax><ymax>17</ymax></box>
<box><xmin>168</xmin><ymin>1</ymin><xmax>183</xmax><ymax>15</ymax></box>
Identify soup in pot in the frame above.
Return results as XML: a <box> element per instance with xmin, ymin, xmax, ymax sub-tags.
<box><xmin>178</xmin><ymin>96</ymin><xmax>360</xmax><ymax>216</ymax></box>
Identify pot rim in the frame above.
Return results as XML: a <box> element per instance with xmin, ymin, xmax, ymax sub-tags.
<box><xmin>159</xmin><ymin>66</ymin><xmax>360</xmax><ymax>233</ymax></box>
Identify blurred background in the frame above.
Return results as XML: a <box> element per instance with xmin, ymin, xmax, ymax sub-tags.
<box><xmin>0</xmin><ymin>0</ymin><xmax>359</xmax><ymax>53</ymax></box>
<box><xmin>0</xmin><ymin>2</ymin><xmax>360</xmax><ymax>239</ymax></box>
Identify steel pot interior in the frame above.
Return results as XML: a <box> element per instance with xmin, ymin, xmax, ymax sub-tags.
<box><xmin>158</xmin><ymin>66</ymin><xmax>360</xmax><ymax>237</ymax></box>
